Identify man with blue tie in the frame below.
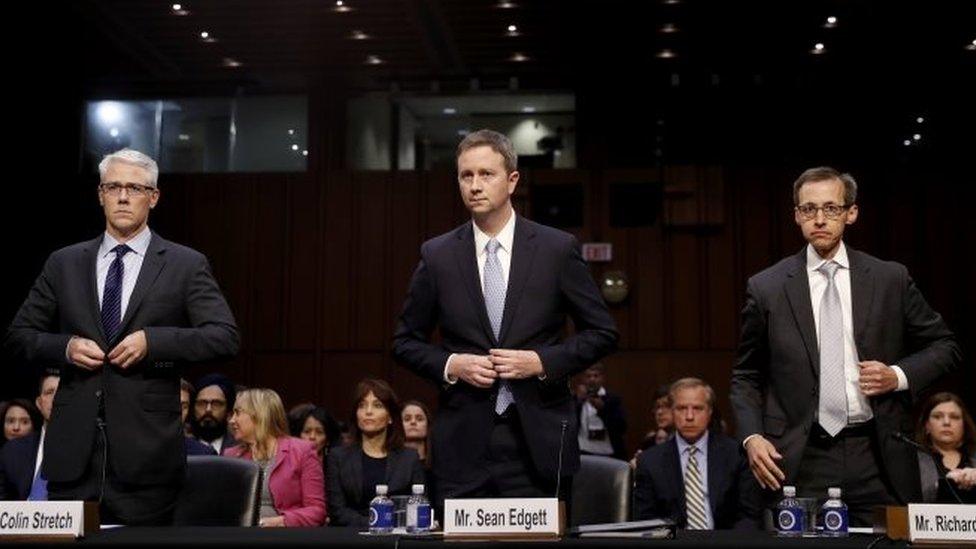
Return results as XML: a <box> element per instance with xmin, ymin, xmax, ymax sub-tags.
<box><xmin>731</xmin><ymin>167</ymin><xmax>961</xmax><ymax>525</ymax></box>
<box><xmin>5</xmin><ymin>149</ymin><xmax>239</xmax><ymax>524</ymax></box>
<box><xmin>0</xmin><ymin>370</ymin><xmax>59</xmax><ymax>500</ymax></box>
<box><xmin>393</xmin><ymin>129</ymin><xmax>618</xmax><ymax>502</ymax></box>
<box><xmin>634</xmin><ymin>378</ymin><xmax>761</xmax><ymax>529</ymax></box>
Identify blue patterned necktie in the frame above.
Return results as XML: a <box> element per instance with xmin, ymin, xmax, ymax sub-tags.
<box><xmin>27</xmin><ymin>468</ymin><xmax>47</xmax><ymax>501</ymax></box>
<box><xmin>101</xmin><ymin>244</ymin><xmax>132</xmax><ymax>344</ymax></box>
<box><xmin>817</xmin><ymin>260</ymin><xmax>848</xmax><ymax>436</ymax></box>
<box><xmin>484</xmin><ymin>238</ymin><xmax>515</xmax><ymax>415</ymax></box>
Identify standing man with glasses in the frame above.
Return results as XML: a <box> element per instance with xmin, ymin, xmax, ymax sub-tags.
<box><xmin>731</xmin><ymin>167</ymin><xmax>961</xmax><ymax>525</ymax></box>
<box><xmin>393</xmin><ymin>129</ymin><xmax>617</xmax><ymax>504</ymax></box>
<box><xmin>4</xmin><ymin>149</ymin><xmax>239</xmax><ymax>525</ymax></box>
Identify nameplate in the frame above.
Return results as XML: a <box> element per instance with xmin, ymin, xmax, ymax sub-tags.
<box><xmin>444</xmin><ymin>498</ymin><xmax>560</xmax><ymax>537</ymax></box>
<box><xmin>0</xmin><ymin>501</ymin><xmax>89</xmax><ymax>538</ymax></box>
<box><xmin>908</xmin><ymin>503</ymin><xmax>976</xmax><ymax>544</ymax></box>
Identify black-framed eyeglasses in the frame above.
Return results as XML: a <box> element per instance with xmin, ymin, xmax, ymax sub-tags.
<box><xmin>796</xmin><ymin>203</ymin><xmax>850</xmax><ymax>220</ymax></box>
<box><xmin>99</xmin><ymin>182</ymin><xmax>157</xmax><ymax>197</ymax></box>
<box><xmin>194</xmin><ymin>398</ymin><xmax>227</xmax><ymax>410</ymax></box>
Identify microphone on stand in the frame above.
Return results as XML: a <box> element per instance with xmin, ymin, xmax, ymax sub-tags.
<box><xmin>891</xmin><ymin>431</ymin><xmax>963</xmax><ymax>504</ymax></box>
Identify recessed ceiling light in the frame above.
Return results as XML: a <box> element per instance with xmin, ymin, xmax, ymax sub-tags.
<box><xmin>109</xmin><ymin>127</ymin><xmax>119</xmax><ymax>138</ymax></box>
<box><xmin>291</xmin><ymin>144</ymin><xmax>299</xmax><ymax>151</ymax></box>
<box><xmin>443</xmin><ymin>107</ymin><xmax>457</xmax><ymax>115</ymax></box>
<box><xmin>967</xmin><ymin>39</ymin><xmax>976</xmax><ymax>51</ymax></box>
<box><xmin>510</xmin><ymin>52</ymin><xmax>528</xmax><ymax>62</ymax></box>
<box><xmin>913</xmin><ymin>133</ymin><xmax>922</xmax><ymax>141</ymax></box>
<box><xmin>366</xmin><ymin>55</ymin><xmax>383</xmax><ymax>65</ymax></box>
<box><xmin>825</xmin><ymin>16</ymin><xmax>837</xmax><ymax>28</ymax></box>
<box><xmin>496</xmin><ymin>1</ymin><xmax>516</xmax><ymax>8</ymax></box>
<box><xmin>302</xmin><ymin>150</ymin><xmax>308</xmax><ymax>156</ymax></box>
<box><xmin>811</xmin><ymin>42</ymin><xmax>825</xmax><ymax>54</ymax></box>
<box><xmin>916</xmin><ymin>116</ymin><xmax>925</xmax><ymax>124</ymax></box>
<box><xmin>522</xmin><ymin>106</ymin><xmax>536</xmax><ymax>113</ymax></box>
<box><xmin>656</xmin><ymin>48</ymin><xmax>676</xmax><ymax>59</ymax></box>
<box><xmin>172</xmin><ymin>3</ymin><xmax>182</xmax><ymax>10</ymax></box>
<box><xmin>334</xmin><ymin>0</ymin><xmax>351</xmax><ymax>12</ymax></box>
<box><xmin>288</xmin><ymin>129</ymin><xmax>295</xmax><ymax>135</ymax></box>
<box><xmin>222</xmin><ymin>58</ymin><xmax>242</xmax><ymax>68</ymax></box>
<box><xmin>508</xmin><ymin>25</ymin><xmax>517</xmax><ymax>33</ymax></box>
<box><xmin>350</xmin><ymin>30</ymin><xmax>369</xmax><ymax>40</ymax></box>
<box><xmin>178</xmin><ymin>134</ymin><xmax>190</xmax><ymax>141</ymax></box>
<box><xmin>200</xmin><ymin>31</ymin><xmax>209</xmax><ymax>39</ymax></box>
<box><xmin>660</xmin><ymin>23</ymin><xmax>678</xmax><ymax>33</ymax></box>
<box><xmin>903</xmin><ymin>139</ymin><xmax>912</xmax><ymax>146</ymax></box>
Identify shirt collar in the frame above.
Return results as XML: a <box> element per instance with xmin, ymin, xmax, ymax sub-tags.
<box><xmin>806</xmin><ymin>241</ymin><xmax>849</xmax><ymax>272</ymax></box>
<box><xmin>473</xmin><ymin>208</ymin><xmax>516</xmax><ymax>256</ymax></box>
<box><xmin>676</xmin><ymin>430</ymin><xmax>709</xmax><ymax>454</ymax></box>
<box><xmin>100</xmin><ymin>226</ymin><xmax>152</xmax><ymax>259</ymax></box>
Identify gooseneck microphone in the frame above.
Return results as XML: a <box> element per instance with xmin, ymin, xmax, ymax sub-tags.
<box><xmin>891</xmin><ymin>431</ymin><xmax>963</xmax><ymax>504</ymax></box>
<box><xmin>555</xmin><ymin>419</ymin><xmax>568</xmax><ymax>499</ymax></box>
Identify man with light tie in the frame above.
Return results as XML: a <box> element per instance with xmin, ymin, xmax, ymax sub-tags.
<box><xmin>5</xmin><ymin>149</ymin><xmax>239</xmax><ymax>524</ymax></box>
<box><xmin>393</xmin><ymin>129</ymin><xmax>617</xmax><ymax>502</ymax></box>
<box><xmin>731</xmin><ymin>167</ymin><xmax>961</xmax><ymax>525</ymax></box>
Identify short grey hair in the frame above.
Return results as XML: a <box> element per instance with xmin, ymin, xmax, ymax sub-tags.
<box><xmin>98</xmin><ymin>149</ymin><xmax>159</xmax><ymax>188</ymax></box>
<box><xmin>457</xmin><ymin>129</ymin><xmax>518</xmax><ymax>174</ymax></box>
<box><xmin>792</xmin><ymin>166</ymin><xmax>857</xmax><ymax>206</ymax></box>
<box><xmin>668</xmin><ymin>377</ymin><xmax>716</xmax><ymax>410</ymax></box>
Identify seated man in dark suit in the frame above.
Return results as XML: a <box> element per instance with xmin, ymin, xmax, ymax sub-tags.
<box><xmin>0</xmin><ymin>369</ymin><xmax>59</xmax><ymax>500</ymax></box>
<box><xmin>180</xmin><ymin>379</ymin><xmax>216</xmax><ymax>456</ymax></box>
<box><xmin>634</xmin><ymin>378</ymin><xmax>760</xmax><ymax>530</ymax></box>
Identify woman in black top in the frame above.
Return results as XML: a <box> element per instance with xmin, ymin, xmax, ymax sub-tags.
<box><xmin>327</xmin><ymin>379</ymin><xmax>424</xmax><ymax>526</ymax></box>
<box><xmin>915</xmin><ymin>392</ymin><xmax>976</xmax><ymax>503</ymax></box>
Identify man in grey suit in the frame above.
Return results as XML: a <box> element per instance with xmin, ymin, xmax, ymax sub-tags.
<box><xmin>5</xmin><ymin>149</ymin><xmax>239</xmax><ymax>524</ymax></box>
<box><xmin>731</xmin><ymin>167</ymin><xmax>961</xmax><ymax>525</ymax></box>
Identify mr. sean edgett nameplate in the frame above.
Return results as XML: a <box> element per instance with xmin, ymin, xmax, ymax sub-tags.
<box><xmin>444</xmin><ymin>498</ymin><xmax>560</xmax><ymax>537</ymax></box>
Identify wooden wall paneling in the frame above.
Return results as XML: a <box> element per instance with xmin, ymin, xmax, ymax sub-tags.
<box><xmin>251</xmin><ymin>352</ymin><xmax>318</xmax><ymax>407</ymax></box>
<box><xmin>285</xmin><ymin>175</ymin><xmax>320</xmax><ymax>350</ymax></box>
<box><xmin>353</xmin><ymin>171</ymin><xmax>392</xmax><ymax>351</ymax></box>
<box><xmin>250</xmin><ymin>178</ymin><xmax>288</xmax><ymax>351</ymax></box>
<box><xmin>320</xmin><ymin>171</ymin><xmax>354</xmax><ymax>349</ymax></box>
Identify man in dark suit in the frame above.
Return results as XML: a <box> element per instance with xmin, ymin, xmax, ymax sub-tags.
<box><xmin>0</xmin><ymin>370</ymin><xmax>59</xmax><ymax>500</ymax></box>
<box><xmin>635</xmin><ymin>378</ymin><xmax>760</xmax><ymax>529</ymax></box>
<box><xmin>730</xmin><ymin>167</ymin><xmax>961</xmax><ymax>525</ymax></box>
<box><xmin>575</xmin><ymin>363</ymin><xmax>627</xmax><ymax>460</ymax></box>
<box><xmin>393</xmin><ymin>129</ymin><xmax>618</xmax><ymax>502</ymax></box>
<box><xmin>4</xmin><ymin>149</ymin><xmax>239</xmax><ymax>524</ymax></box>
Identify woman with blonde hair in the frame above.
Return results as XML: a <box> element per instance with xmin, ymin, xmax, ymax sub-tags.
<box><xmin>225</xmin><ymin>388</ymin><xmax>327</xmax><ymax>526</ymax></box>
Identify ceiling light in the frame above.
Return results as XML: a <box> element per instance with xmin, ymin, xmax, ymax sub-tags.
<box><xmin>913</xmin><ymin>133</ymin><xmax>921</xmax><ymax>141</ymax></box>
<box><xmin>366</xmin><ymin>55</ymin><xmax>383</xmax><ymax>65</ymax></box>
<box><xmin>521</xmin><ymin>106</ymin><xmax>536</xmax><ymax>113</ymax></box>
<box><xmin>660</xmin><ymin>23</ymin><xmax>678</xmax><ymax>33</ymax></box>
<box><xmin>510</xmin><ymin>52</ymin><xmax>528</xmax><ymax>62</ymax></box>
<box><xmin>222</xmin><ymin>58</ymin><xmax>242</xmax><ymax>68</ymax></box>
<box><xmin>916</xmin><ymin>116</ymin><xmax>925</xmax><ymax>124</ymax></box>
<box><xmin>656</xmin><ymin>49</ymin><xmax>676</xmax><ymax>59</ymax></box>
<box><xmin>496</xmin><ymin>2</ymin><xmax>516</xmax><ymax>8</ymax></box>
<box><xmin>172</xmin><ymin>3</ymin><xmax>181</xmax><ymax>10</ymax></box>
<box><xmin>109</xmin><ymin>127</ymin><xmax>119</xmax><ymax>138</ymax></box>
<box><xmin>443</xmin><ymin>108</ymin><xmax>457</xmax><ymax>115</ymax></box>
<box><xmin>334</xmin><ymin>0</ymin><xmax>351</xmax><ymax>12</ymax></box>
<box><xmin>967</xmin><ymin>39</ymin><xmax>976</xmax><ymax>51</ymax></box>
<box><xmin>302</xmin><ymin>150</ymin><xmax>308</xmax><ymax>156</ymax></box>
<box><xmin>508</xmin><ymin>25</ymin><xmax>517</xmax><ymax>33</ymax></box>
<box><xmin>350</xmin><ymin>30</ymin><xmax>369</xmax><ymax>40</ymax></box>
<box><xmin>200</xmin><ymin>31</ymin><xmax>209</xmax><ymax>39</ymax></box>
<box><xmin>291</xmin><ymin>144</ymin><xmax>299</xmax><ymax>151</ymax></box>
<box><xmin>903</xmin><ymin>139</ymin><xmax>911</xmax><ymax>146</ymax></box>
<box><xmin>811</xmin><ymin>42</ymin><xmax>825</xmax><ymax>54</ymax></box>
<box><xmin>178</xmin><ymin>134</ymin><xmax>190</xmax><ymax>141</ymax></box>
<box><xmin>825</xmin><ymin>16</ymin><xmax>837</xmax><ymax>28</ymax></box>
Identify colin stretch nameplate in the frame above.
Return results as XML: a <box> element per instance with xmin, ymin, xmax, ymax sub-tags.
<box><xmin>0</xmin><ymin>501</ymin><xmax>87</xmax><ymax>538</ymax></box>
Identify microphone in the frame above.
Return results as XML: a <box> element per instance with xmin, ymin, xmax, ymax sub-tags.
<box><xmin>891</xmin><ymin>432</ymin><xmax>964</xmax><ymax>504</ymax></box>
<box><xmin>555</xmin><ymin>419</ymin><xmax>568</xmax><ymax>499</ymax></box>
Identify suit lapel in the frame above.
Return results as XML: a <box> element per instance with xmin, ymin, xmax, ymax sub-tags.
<box><xmin>119</xmin><ymin>233</ymin><xmax>167</xmax><ymax>334</ymax></box>
<box><xmin>498</xmin><ymin>216</ymin><xmax>537</xmax><ymax>345</ymax></box>
<box><xmin>667</xmin><ymin>439</ymin><xmax>687</xmax><ymax>524</ymax></box>
<box><xmin>848</xmin><ymin>248</ymin><xmax>874</xmax><ymax>353</ymax></box>
<box><xmin>784</xmin><ymin>250</ymin><xmax>820</xmax><ymax>377</ymax></box>
<box><xmin>453</xmin><ymin>224</ymin><xmax>498</xmax><ymax>346</ymax></box>
<box><xmin>81</xmin><ymin>237</ymin><xmax>107</xmax><ymax>346</ymax></box>
<box><xmin>705</xmin><ymin>437</ymin><xmax>721</xmax><ymax>514</ymax></box>
<box><xmin>349</xmin><ymin>446</ymin><xmax>365</xmax><ymax>504</ymax></box>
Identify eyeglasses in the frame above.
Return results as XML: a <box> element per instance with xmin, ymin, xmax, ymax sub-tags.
<box><xmin>796</xmin><ymin>203</ymin><xmax>850</xmax><ymax>220</ymax></box>
<box><xmin>194</xmin><ymin>398</ymin><xmax>227</xmax><ymax>410</ymax></box>
<box><xmin>99</xmin><ymin>182</ymin><xmax>157</xmax><ymax>197</ymax></box>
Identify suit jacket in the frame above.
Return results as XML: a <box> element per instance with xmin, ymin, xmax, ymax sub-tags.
<box><xmin>575</xmin><ymin>390</ymin><xmax>627</xmax><ymax>460</ymax></box>
<box><xmin>184</xmin><ymin>436</ymin><xmax>217</xmax><ymax>457</ymax></box>
<box><xmin>730</xmin><ymin>246</ymin><xmax>961</xmax><ymax>504</ymax></box>
<box><xmin>4</xmin><ymin>232</ymin><xmax>240</xmax><ymax>486</ymax></box>
<box><xmin>634</xmin><ymin>432</ymin><xmax>761</xmax><ymax>530</ymax></box>
<box><xmin>326</xmin><ymin>443</ymin><xmax>424</xmax><ymax>527</ymax></box>
<box><xmin>225</xmin><ymin>437</ymin><xmax>326</xmax><ymax>526</ymax></box>
<box><xmin>392</xmin><ymin>216</ymin><xmax>618</xmax><ymax>487</ymax></box>
<box><xmin>0</xmin><ymin>432</ymin><xmax>40</xmax><ymax>500</ymax></box>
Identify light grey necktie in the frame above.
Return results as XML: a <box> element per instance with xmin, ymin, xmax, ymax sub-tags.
<box><xmin>484</xmin><ymin>238</ymin><xmax>515</xmax><ymax>414</ymax></box>
<box><xmin>684</xmin><ymin>446</ymin><xmax>708</xmax><ymax>530</ymax></box>
<box><xmin>818</xmin><ymin>261</ymin><xmax>848</xmax><ymax>436</ymax></box>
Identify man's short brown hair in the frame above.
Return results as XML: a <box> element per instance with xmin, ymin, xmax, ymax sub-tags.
<box><xmin>456</xmin><ymin>129</ymin><xmax>518</xmax><ymax>174</ymax></box>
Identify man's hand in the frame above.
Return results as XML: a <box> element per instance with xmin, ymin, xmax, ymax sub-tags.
<box><xmin>745</xmin><ymin>435</ymin><xmax>786</xmax><ymax>490</ymax></box>
<box><xmin>448</xmin><ymin>354</ymin><xmax>497</xmax><ymax>388</ymax></box>
<box><xmin>108</xmin><ymin>330</ymin><xmax>148</xmax><ymax>370</ymax></box>
<box><xmin>947</xmin><ymin>467</ymin><xmax>976</xmax><ymax>490</ymax></box>
<box><xmin>858</xmin><ymin>360</ymin><xmax>898</xmax><ymax>396</ymax></box>
<box><xmin>489</xmin><ymin>349</ymin><xmax>544</xmax><ymax>379</ymax></box>
<box><xmin>68</xmin><ymin>337</ymin><xmax>106</xmax><ymax>371</ymax></box>
<box><xmin>587</xmin><ymin>394</ymin><xmax>605</xmax><ymax>410</ymax></box>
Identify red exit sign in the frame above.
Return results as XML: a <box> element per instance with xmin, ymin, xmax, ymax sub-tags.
<box><xmin>581</xmin><ymin>243</ymin><xmax>612</xmax><ymax>262</ymax></box>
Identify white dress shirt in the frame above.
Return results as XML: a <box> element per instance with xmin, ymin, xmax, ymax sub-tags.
<box><xmin>96</xmin><ymin>226</ymin><xmax>153</xmax><ymax>319</ymax></box>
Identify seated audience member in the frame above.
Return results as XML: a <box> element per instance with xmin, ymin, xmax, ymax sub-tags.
<box><xmin>327</xmin><ymin>379</ymin><xmax>424</xmax><ymax>527</ymax></box>
<box><xmin>2</xmin><ymin>399</ymin><xmax>41</xmax><ymax>447</ymax></box>
<box><xmin>634</xmin><ymin>378</ymin><xmax>760</xmax><ymax>530</ymax></box>
<box><xmin>0</xmin><ymin>370</ymin><xmax>59</xmax><ymax>499</ymax></box>
<box><xmin>631</xmin><ymin>384</ymin><xmax>675</xmax><ymax>467</ymax></box>
<box><xmin>180</xmin><ymin>379</ymin><xmax>216</xmax><ymax>456</ymax></box>
<box><xmin>191</xmin><ymin>373</ymin><xmax>239</xmax><ymax>454</ymax></box>
<box><xmin>402</xmin><ymin>400</ymin><xmax>433</xmax><ymax>467</ymax></box>
<box><xmin>288</xmin><ymin>402</ymin><xmax>316</xmax><ymax>437</ymax></box>
<box><xmin>575</xmin><ymin>363</ymin><xmax>627</xmax><ymax>460</ymax></box>
<box><xmin>916</xmin><ymin>392</ymin><xmax>976</xmax><ymax>503</ymax></box>
<box><xmin>225</xmin><ymin>388</ymin><xmax>326</xmax><ymax>527</ymax></box>
<box><xmin>298</xmin><ymin>406</ymin><xmax>341</xmax><ymax>459</ymax></box>
<box><xmin>337</xmin><ymin>421</ymin><xmax>355</xmax><ymax>447</ymax></box>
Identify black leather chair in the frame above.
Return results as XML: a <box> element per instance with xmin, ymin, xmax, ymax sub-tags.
<box><xmin>172</xmin><ymin>455</ymin><xmax>262</xmax><ymax>526</ymax></box>
<box><xmin>570</xmin><ymin>455</ymin><xmax>633</xmax><ymax>526</ymax></box>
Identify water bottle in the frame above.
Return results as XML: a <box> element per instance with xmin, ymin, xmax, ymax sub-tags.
<box><xmin>776</xmin><ymin>485</ymin><xmax>804</xmax><ymax>537</ymax></box>
<box><xmin>369</xmin><ymin>484</ymin><xmax>395</xmax><ymax>534</ymax></box>
<box><xmin>406</xmin><ymin>484</ymin><xmax>432</xmax><ymax>533</ymax></box>
<box><xmin>819</xmin><ymin>487</ymin><xmax>849</xmax><ymax>537</ymax></box>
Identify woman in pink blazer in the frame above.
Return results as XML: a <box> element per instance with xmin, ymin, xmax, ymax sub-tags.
<box><xmin>225</xmin><ymin>388</ymin><xmax>327</xmax><ymax>527</ymax></box>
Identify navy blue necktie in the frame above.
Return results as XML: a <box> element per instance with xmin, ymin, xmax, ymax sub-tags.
<box><xmin>101</xmin><ymin>244</ymin><xmax>132</xmax><ymax>344</ymax></box>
